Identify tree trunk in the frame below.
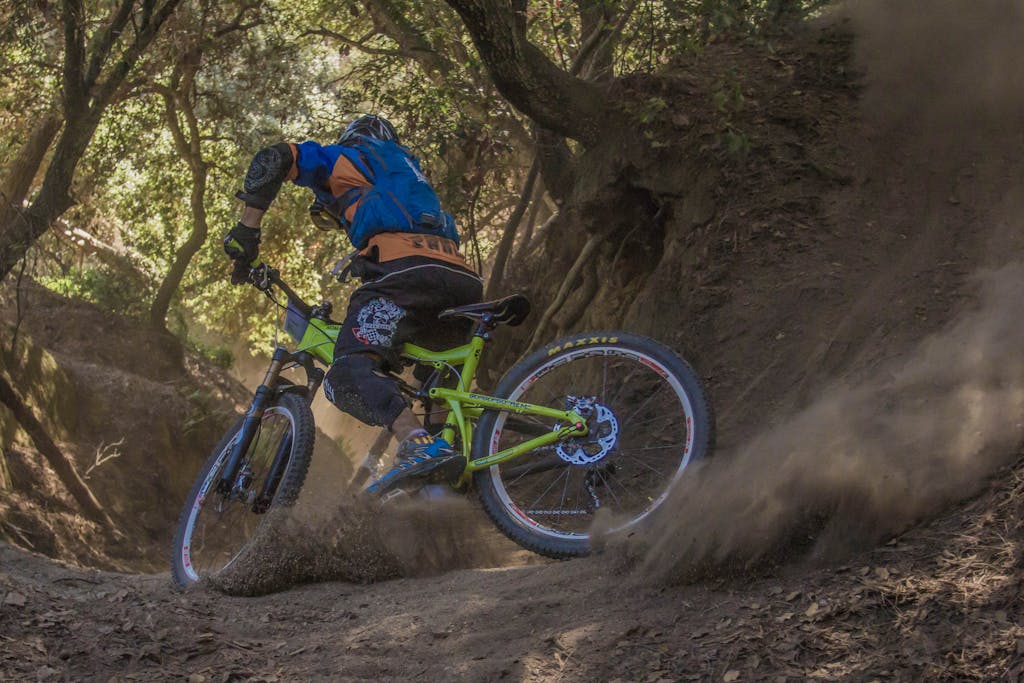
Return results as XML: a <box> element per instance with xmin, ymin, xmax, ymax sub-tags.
<box><xmin>444</xmin><ymin>0</ymin><xmax>613</xmax><ymax>146</ymax></box>
<box><xmin>0</xmin><ymin>107</ymin><xmax>102</xmax><ymax>280</ymax></box>
<box><xmin>574</xmin><ymin>0</ymin><xmax>618</xmax><ymax>80</ymax></box>
<box><xmin>362</xmin><ymin>0</ymin><xmax>454</xmax><ymax>81</ymax></box>
<box><xmin>149</xmin><ymin>67</ymin><xmax>211</xmax><ymax>329</ymax></box>
<box><xmin>0</xmin><ymin>371</ymin><xmax>114</xmax><ymax>528</ymax></box>
<box><xmin>0</xmin><ymin>449</ymin><xmax>10</xmax><ymax>490</ymax></box>
<box><xmin>150</xmin><ymin>4</ymin><xmax>268</xmax><ymax>328</ymax></box>
<box><xmin>357</xmin><ymin>0</ymin><xmax>532</xmax><ymax>153</ymax></box>
<box><xmin>534</xmin><ymin>128</ymin><xmax>577</xmax><ymax>203</ymax></box>
<box><xmin>0</xmin><ymin>112</ymin><xmax>62</xmax><ymax>230</ymax></box>
<box><xmin>150</xmin><ymin>162</ymin><xmax>208</xmax><ymax>328</ymax></box>
<box><xmin>0</xmin><ymin>0</ymin><xmax>184</xmax><ymax>283</ymax></box>
<box><xmin>486</xmin><ymin>158</ymin><xmax>538</xmax><ymax>299</ymax></box>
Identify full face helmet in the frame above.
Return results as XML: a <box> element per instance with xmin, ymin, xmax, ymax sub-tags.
<box><xmin>337</xmin><ymin>115</ymin><xmax>400</xmax><ymax>146</ymax></box>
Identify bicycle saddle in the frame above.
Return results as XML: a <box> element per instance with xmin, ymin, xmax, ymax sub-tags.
<box><xmin>438</xmin><ymin>294</ymin><xmax>531</xmax><ymax>327</ymax></box>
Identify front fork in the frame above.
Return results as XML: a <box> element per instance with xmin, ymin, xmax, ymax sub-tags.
<box><xmin>216</xmin><ymin>347</ymin><xmax>324</xmax><ymax>509</ymax></box>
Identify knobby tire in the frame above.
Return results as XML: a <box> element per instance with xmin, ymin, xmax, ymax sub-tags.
<box><xmin>170</xmin><ymin>392</ymin><xmax>315</xmax><ymax>588</ymax></box>
<box><xmin>472</xmin><ymin>332</ymin><xmax>714</xmax><ymax>559</ymax></box>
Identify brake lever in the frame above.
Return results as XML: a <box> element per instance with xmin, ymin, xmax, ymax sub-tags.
<box><xmin>250</xmin><ymin>263</ymin><xmax>273</xmax><ymax>291</ymax></box>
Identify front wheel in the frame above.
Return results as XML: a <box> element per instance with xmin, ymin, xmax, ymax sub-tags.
<box><xmin>473</xmin><ymin>332</ymin><xmax>714</xmax><ymax>559</ymax></box>
<box><xmin>170</xmin><ymin>392</ymin><xmax>315</xmax><ymax>588</ymax></box>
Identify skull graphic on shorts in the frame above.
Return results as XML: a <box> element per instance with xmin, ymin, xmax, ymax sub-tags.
<box><xmin>352</xmin><ymin>297</ymin><xmax>405</xmax><ymax>346</ymax></box>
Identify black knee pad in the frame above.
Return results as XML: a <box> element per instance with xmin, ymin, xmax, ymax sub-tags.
<box><xmin>323</xmin><ymin>354</ymin><xmax>407</xmax><ymax>427</ymax></box>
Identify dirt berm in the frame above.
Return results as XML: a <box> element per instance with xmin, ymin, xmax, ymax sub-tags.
<box><xmin>4</xmin><ymin>1</ymin><xmax>1024</xmax><ymax>680</ymax></box>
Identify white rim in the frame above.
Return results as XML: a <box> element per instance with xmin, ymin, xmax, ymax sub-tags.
<box><xmin>178</xmin><ymin>406</ymin><xmax>295</xmax><ymax>584</ymax></box>
<box><xmin>487</xmin><ymin>346</ymin><xmax>697</xmax><ymax>542</ymax></box>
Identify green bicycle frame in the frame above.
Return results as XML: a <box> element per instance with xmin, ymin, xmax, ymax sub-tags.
<box><xmin>402</xmin><ymin>339</ymin><xmax>588</xmax><ymax>477</ymax></box>
<box><xmin>290</xmin><ymin>313</ymin><xmax>588</xmax><ymax>482</ymax></box>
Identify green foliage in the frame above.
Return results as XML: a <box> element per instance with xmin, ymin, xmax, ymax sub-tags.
<box><xmin>711</xmin><ymin>72</ymin><xmax>745</xmax><ymax>115</ymax></box>
<box><xmin>187</xmin><ymin>340</ymin><xmax>234</xmax><ymax>369</ymax></box>
<box><xmin>638</xmin><ymin>96</ymin><xmax>670</xmax><ymax>124</ymax></box>
<box><xmin>4</xmin><ymin>0</ymin><xmax>823</xmax><ymax>370</ymax></box>
<box><xmin>0</xmin><ymin>2</ymin><xmax>60</xmax><ymax>166</ymax></box>
<box><xmin>182</xmin><ymin>387</ymin><xmax>233</xmax><ymax>437</ymax></box>
<box><xmin>709</xmin><ymin>70</ymin><xmax>751</xmax><ymax>157</ymax></box>
<box><xmin>614</xmin><ymin>0</ymin><xmax>826</xmax><ymax>73</ymax></box>
<box><xmin>37</xmin><ymin>266</ymin><xmax>152</xmax><ymax>318</ymax></box>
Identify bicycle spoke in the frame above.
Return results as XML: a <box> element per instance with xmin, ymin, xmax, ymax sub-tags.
<box><xmin>601</xmin><ymin>354</ymin><xmax>608</xmax><ymax>404</ymax></box>
<box><xmin>617</xmin><ymin>444</ymin><xmax>679</xmax><ymax>453</ymax></box>
<box><xmin>618</xmin><ymin>453</ymin><xmax>668</xmax><ymax>477</ymax></box>
<box><xmin>593</xmin><ymin>468</ymin><xmax>622</xmax><ymax>507</ymax></box>
<box><xmin>185</xmin><ymin>410</ymin><xmax>296</xmax><ymax>580</ymax></box>
<box><xmin>606</xmin><ymin>468</ymin><xmax>647</xmax><ymax>508</ymax></box>
<box><xmin>559</xmin><ymin>464</ymin><xmax>571</xmax><ymax>510</ymax></box>
<box><xmin>606</xmin><ymin>364</ymin><xmax>647</xmax><ymax>407</ymax></box>
<box><xmin>485</xmin><ymin>342</ymin><xmax>707</xmax><ymax>545</ymax></box>
<box><xmin>623</xmin><ymin>409</ymin><xmax>685</xmax><ymax>431</ymax></box>
<box><xmin>525</xmin><ymin>467</ymin><xmax>570</xmax><ymax>511</ymax></box>
<box><xmin>620</xmin><ymin>383</ymin><xmax>669</xmax><ymax>427</ymax></box>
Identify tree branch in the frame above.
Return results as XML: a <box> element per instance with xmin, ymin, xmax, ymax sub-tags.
<box><xmin>0</xmin><ymin>369</ymin><xmax>115</xmax><ymax>529</ymax></box>
<box><xmin>486</xmin><ymin>157</ymin><xmax>538</xmax><ymax>299</ymax></box>
<box><xmin>213</xmin><ymin>0</ymin><xmax>264</xmax><ymax>37</ymax></box>
<box><xmin>302</xmin><ymin>26</ymin><xmax>404</xmax><ymax>58</ymax></box>
<box><xmin>443</xmin><ymin>0</ymin><xmax>611</xmax><ymax>146</ymax></box>
<box><xmin>527</xmin><ymin>230</ymin><xmax>606</xmax><ymax>349</ymax></box>
<box><xmin>362</xmin><ymin>0</ymin><xmax>453</xmax><ymax>80</ymax></box>
<box><xmin>60</xmin><ymin>0</ymin><xmax>87</xmax><ymax>108</ymax></box>
<box><xmin>89</xmin><ymin>0</ymin><xmax>184</xmax><ymax>115</ymax></box>
<box><xmin>82</xmin><ymin>0</ymin><xmax>135</xmax><ymax>90</ymax></box>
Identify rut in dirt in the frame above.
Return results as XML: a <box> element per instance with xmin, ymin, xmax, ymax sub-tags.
<box><xmin>204</xmin><ymin>495</ymin><xmax>535</xmax><ymax>596</ymax></box>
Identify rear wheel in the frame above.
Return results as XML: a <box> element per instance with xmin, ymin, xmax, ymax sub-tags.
<box><xmin>473</xmin><ymin>332</ymin><xmax>714</xmax><ymax>558</ymax></box>
<box><xmin>170</xmin><ymin>392</ymin><xmax>314</xmax><ymax>588</ymax></box>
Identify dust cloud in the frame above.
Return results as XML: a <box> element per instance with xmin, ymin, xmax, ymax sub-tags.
<box><xmin>847</xmin><ymin>0</ymin><xmax>1024</xmax><ymax>138</ymax></box>
<box><xmin>628</xmin><ymin>0</ymin><xmax>1024</xmax><ymax>582</ymax></box>
<box><xmin>632</xmin><ymin>264</ymin><xmax>1024</xmax><ymax>580</ymax></box>
<box><xmin>208</xmin><ymin>494</ymin><xmax>525</xmax><ymax>596</ymax></box>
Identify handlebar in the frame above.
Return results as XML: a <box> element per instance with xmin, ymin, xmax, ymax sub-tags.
<box><xmin>249</xmin><ymin>263</ymin><xmax>313</xmax><ymax>317</ymax></box>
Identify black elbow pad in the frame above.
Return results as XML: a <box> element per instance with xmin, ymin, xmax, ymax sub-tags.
<box><xmin>236</xmin><ymin>143</ymin><xmax>295</xmax><ymax>210</ymax></box>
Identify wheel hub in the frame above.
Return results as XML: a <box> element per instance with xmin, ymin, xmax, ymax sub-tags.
<box><xmin>556</xmin><ymin>402</ymin><xmax>619</xmax><ymax>465</ymax></box>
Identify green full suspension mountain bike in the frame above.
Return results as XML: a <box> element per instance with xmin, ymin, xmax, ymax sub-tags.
<box><xmin>170</xmin><ymin>263</ymin><xmax>714</xmax><ymax>588</ymax></box>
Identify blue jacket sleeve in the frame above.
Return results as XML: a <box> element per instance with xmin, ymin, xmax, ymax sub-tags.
<box><xmin>291</xmin><ymin>141</ymin><xmax>336</xmax><ymax>189</ymax></box>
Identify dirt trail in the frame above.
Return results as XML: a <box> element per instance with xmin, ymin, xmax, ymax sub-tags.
<box><xmin>3</xmin><ymin>461</ymin><xmax>1023</xmax><ymax>681</ymax></box>
<box><xmin>5</xmin><ymin>1</ymin><xmax>1024</xmax><ymax>680</ymax></box>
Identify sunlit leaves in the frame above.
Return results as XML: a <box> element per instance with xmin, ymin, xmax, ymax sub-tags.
<box><xmin>4</xmin><ymin>0</ymin><xmax>825</xmax><ymax>361</ymax></box>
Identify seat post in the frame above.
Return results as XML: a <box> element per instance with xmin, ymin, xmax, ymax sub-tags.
<box><xmin>472</xmin><ymin>313</ymin><xmax>497</xmax><ymax>341</ymax></box>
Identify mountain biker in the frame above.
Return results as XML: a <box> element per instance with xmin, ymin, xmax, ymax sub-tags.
<box><xmin>222</xmin><ymin>115</ymin><xmax>482</xmax><ymax>494</ymax></box>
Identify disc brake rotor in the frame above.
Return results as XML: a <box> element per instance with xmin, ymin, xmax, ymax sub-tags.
<box><xmin>556</xmin><ymin>404</ymin><xmax>619</xmax><ymax>465</ymax></box>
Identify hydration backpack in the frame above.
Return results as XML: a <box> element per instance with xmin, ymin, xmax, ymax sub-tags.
<box><xmin>338</xmin><ymin>136</ymin><xmax>458</xmax><ymax>250</ymax></box>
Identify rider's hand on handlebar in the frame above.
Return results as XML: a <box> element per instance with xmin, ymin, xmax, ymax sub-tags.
<box><xmin>230</xmin><ymin>259</ymin><xmax>254</xmax><ymax>286</ymax></box>
<box><xmin>223</xmin><ymin>222</ymin><xmax>261</xmax><ymax>285</ymax></box>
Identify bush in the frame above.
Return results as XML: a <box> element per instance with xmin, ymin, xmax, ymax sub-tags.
<box><xmin>37</xmin><ymin>266</ymin><xmax>151</xmax><ymax>318</ymax></box>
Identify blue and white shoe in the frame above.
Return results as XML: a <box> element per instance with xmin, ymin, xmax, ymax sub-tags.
<box><xmin>365</xmin><ymin>436</ymin><xmax>464</xmax><ymax>497</ymax></box>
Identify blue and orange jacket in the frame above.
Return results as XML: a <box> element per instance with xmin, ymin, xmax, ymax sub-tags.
<box><xmin>282</xmin><ymin>140</ymin><xmax>468</xmax><ymax>268</ymax></box>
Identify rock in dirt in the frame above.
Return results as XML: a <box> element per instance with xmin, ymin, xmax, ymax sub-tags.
<box><xmin>3</xmin><ymin>591</ymin><xmax>26</xmax><ymax>607</ymax></box>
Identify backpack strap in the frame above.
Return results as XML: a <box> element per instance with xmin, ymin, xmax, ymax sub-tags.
<box><xmin>336</xmin><ymin>144</ymin><xmax>374</xmax><ymax>181</ymax></box>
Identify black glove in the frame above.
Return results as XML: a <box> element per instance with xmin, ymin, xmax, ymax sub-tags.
<box><xmin>223</xmin><ymin>222</ymin><xmax>261</xmax><ymax>284</ymax></box>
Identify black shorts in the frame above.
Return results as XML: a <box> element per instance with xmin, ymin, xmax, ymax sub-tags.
<box><xmin>334</xmin><ymin>255</ymin><xmax>483</xmax><ymax>368</ymax></box>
